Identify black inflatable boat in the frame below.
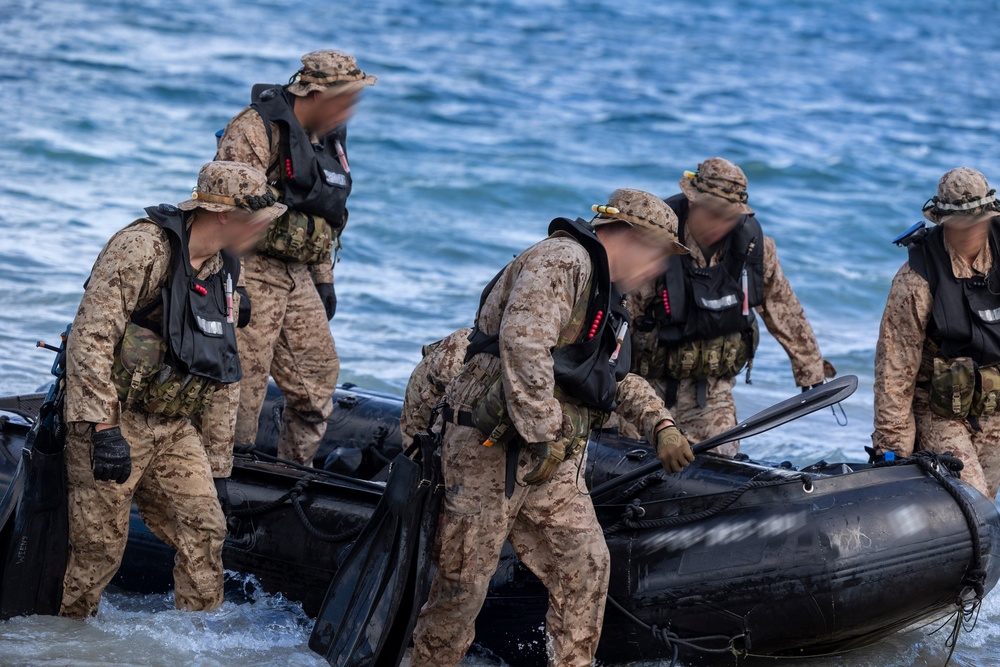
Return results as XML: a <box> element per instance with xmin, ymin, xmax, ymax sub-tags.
<box><xmin>0</xmin><ymin>383</ymin><xmax>997</xmax><ymax>665</ymax></box>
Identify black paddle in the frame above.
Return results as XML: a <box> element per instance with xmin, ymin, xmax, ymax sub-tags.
<box><xmin>589</xmin><ymin>374</ymin><xmax>859</xmax><ymax>503</ymax></box>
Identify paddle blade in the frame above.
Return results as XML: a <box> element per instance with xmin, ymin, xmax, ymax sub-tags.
<box><xmin>590</xmin><ymin>375</ymin><xmax>859</xmax><ymax>503</ymax></box>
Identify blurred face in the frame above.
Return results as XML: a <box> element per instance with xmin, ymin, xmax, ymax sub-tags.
<box><xmin>613</xmin><ymin>229</ymin><xmax>673</xmax><ymax>294</ymax></box>
<box><xmin>309</xmin><ymin>90</ymin><xmax>361</xmax><ymax>135</ymax></box>
<box><xmin>219</xmin><ymin>209</ymin><xmax>274</xmax><ymax>255</ymax></box>
<box><xmin>686</xmin><ymin>202</ymin><xmax>742</xmax><ymax>248</ymax></box>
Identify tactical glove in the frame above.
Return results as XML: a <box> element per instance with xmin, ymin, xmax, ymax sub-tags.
<box><xmin>656</xmin><ymin>425</ymin><xmax>694</xmax><ymax>474</ymax></box>
<box><xmin>802</xmin><ymin>381</ymin><xmax>824</xmax><ymax>392</ymax></box>
<box><xmin>92</xmin><ymin>426</ymin><xmax>132</xmax><ymax>484</ymax></box>
<box><xmin>523</xmin><ymin>439</ymin><xmax>567</xmax><ymax>486</ymax></box>
<box><xmin>316</xmin><ymin>282</ymin><xmax>337</xmax><ymax>320</ymax></box>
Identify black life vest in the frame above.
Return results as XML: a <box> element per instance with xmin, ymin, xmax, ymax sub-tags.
<box><xmin>139</xmin><ymin>205</ymin><xmax>243</xmax><ymax>384</ymax></box>
<box><xmin>908</xmin><ymin>220</ymin><xmax>1000</xmax><ymax>366</ymax></box>
<box><xmin>465</xmin><ymin>217</ymin><xmax>630</xmax><ymax>412</ymax></box>
<box><xmin>250</xmin><ymin>84</ymin><xmax>352</xmax><ymax>224</ymax></box>
<box><xmin>644</xmin><ymin>194</ymin><xmax>765</xmax><ymax>347</ymax></box>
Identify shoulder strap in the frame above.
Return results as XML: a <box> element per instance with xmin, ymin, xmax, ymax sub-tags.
<box><xmin>464</xmin><ymin>264</ymin><xmax>509</xmax><ymax>361</ymax></box>
<box><xmin>249</xmin><ymin>84</ymin><xmax>286</xmax><ymax>150</ymax></box>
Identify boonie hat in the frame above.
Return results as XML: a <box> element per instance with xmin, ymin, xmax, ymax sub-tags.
<box><xmin>177</xmin><ymin>161</ymin><xmax>287</xmax><ymax>219</ymax></box>
<box><xmin>287</xmin><ymin>50</ymin><xmax>377</xmax><ymax>98</ymax></box>
<box><xmin>922</xmin><ymin>167</ymin><xmax>999</xmax><ymax>225</ymax></box>
<box><xmin>592</xmin><ymin>188</ymin><xmax>690</xmax><ymax>254</ymax></box>
<box><xmin>678</xmin><ymin>157</ymin><xmax>754</xmax><ymax>216</ymax></box>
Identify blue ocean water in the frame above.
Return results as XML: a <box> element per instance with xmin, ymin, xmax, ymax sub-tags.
<box><xmin>1</xmin><ymin>0</ymin><xmax>999</xmax><ymax>664</ymax></box>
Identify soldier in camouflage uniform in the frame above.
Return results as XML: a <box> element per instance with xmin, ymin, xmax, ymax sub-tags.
<box><xmin>216</xmin><ymin>50</ymin><xmax>376</xmax><ymax>465</ymax></box>
<box><xmin>399</xmin><ymin>328</ymin><xmax>473</xmax><ymax>446</ymax></box>
<box><xmin>60</xmin><ymin>161</ymin><xmax>284</xmax><ymax>618</ymax></box>
<box><xmin>873</xmin><ymin>168</ymin><xmax>1000</xmax><ymax>499</ymax></box>
<box><xmin>628</xmin><ymin>158</ymin><xmax>834</xmax><ymax>454</ymax></box>
<box><xmin>411</xmin><ymin>189</ymin><xmax>694</xmax><ymax>667</ymax></box>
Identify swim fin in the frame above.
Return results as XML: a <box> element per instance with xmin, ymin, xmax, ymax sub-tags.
<box><xmin>0</xmin><ymin>327</ymin><xmax>70</xmax><ymax>619</ymax></box>
<box><xmin>309</xmin><ymin>433</ymin><xmax>442</xmax><ymax>667</ymax></box>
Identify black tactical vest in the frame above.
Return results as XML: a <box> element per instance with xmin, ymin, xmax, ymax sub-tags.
<box><xmin>465</xmin><ymin>217</ymin><xmax>630</xmax><ymax>412</ymax></box>
<box><xmin>908</xmin><ymin>220</ymin><xmax>1000</xmax><ymax>366</ymax></box>
<box><xmin>142</xmin><ymin>205</ymin><xmax>243</xmax><ymax>383</ymax></box>
<box><xmin>642</xmin><ymin>194</ymin><xmax>765</xmax><ymax>347</ymax></box>
<box><xmin>251</xmin><ymin>84</ymin><xmax>352</xmax><ymax>225</ymax></box>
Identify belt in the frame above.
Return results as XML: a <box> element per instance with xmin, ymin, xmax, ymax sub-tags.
<box><xmin>441</xmin><ymin>406</ymin><xmax>476</xmax><ymax>428</ymax></box>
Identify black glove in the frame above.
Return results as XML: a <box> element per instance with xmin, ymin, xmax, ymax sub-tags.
<box><xmin>214</xmin><ymin>477</ymin><xmax>231</xmax><ymax>517</ymax></box>
<box><xmin>316</xmin><ymin>282</ymin><xmax>336</xmax><ymax>321</ymax></box>
<box><xmin>802</xmin><ymin>381</ymin><xmax>825</xmax><ymax>393</ymax></box>
<box><xmin>92</xmin><ymin>426</ymin><xmax>132</xmax><ymax>484</ymax></box>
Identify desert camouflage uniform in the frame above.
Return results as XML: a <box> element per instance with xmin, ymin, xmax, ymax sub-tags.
<box><xmin>399</xmin><ymin>328</ymin><xmax>472</xmax><ymax>446</ymax></box>
<box><xmin>411</xmin><ymin>236</ymin><xmax>673</xmax><ymax>667</ymax></box>
<box><xmin>629</xmin><ymin>235</ymin><xmax>828</xmax><ymax>455</ymax></box>
<box><xmin>872</xmin><ymin>243</ymin><xmax>1000</xmax><ymax>499</ymax></box>
<box><xmin>61</xmin><ymin>222</ymin><xmax>238</xmax><ymax>617</ymax></box>
<box><xmin>217</xmin><ymin>107</ymin><xmax>339</xmax><ymax>465</ymax></box>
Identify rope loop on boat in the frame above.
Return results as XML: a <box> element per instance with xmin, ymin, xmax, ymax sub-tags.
<box><xmin>602</xmin><ymin>470</ymin><xmax>813</xmax><ymax>536</ymax></box>
<box><xmin>874</xmin><ymin>450</ymin><xmax>986</xmax><ymax>601</ymax></box>
<box><xmin>228</xmin><ymin>473</ymin><xmax>364</xmax><ymax>543</ymax></box>
<box><xmin>605</xmin><ymin>595</ymin><xmax>742</xmax><ymax>667</ymax></box>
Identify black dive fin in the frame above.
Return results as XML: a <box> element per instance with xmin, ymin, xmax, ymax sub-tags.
<box><xmin>309</xmin><ymin>434</ymin><xmax>442</xmax><ymax>667</ymax></box>
<box><xmin>0</xmin><ymin>327</ymin><xmax>70</xmax><ymax>619</ymax></box>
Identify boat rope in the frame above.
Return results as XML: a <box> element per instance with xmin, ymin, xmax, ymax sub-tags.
<box><xmin>229</xmin><ymin>477</ymin><xmax>364</xmax><ymax>543</ymax></box>
<box><xmin>602</xmin><ymin>471</ymin><xmax>812</xmax><ymax>536</ymax></box>
<box><xmin>872</xmin><ymin>449</ymin><xmax>986</xmax><ymax>666</ymax></box>
<box><xmin>605</xmin><ymin>595</ymin><xmax>741</xmax><ymax>667</ymax></box>
<box><xmin>874</xmin><ymin>450</ymin><xmax>986</xmax><ymax>600</ymax></box>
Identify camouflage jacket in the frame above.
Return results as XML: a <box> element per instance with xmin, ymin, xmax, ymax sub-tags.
<box><xmin>447</xmin><ymin>236</ymin><xmax>673</xmax><ymax>444</ymax></box>
<box><xmin>629</xmin><ymin>235</ymin><xmax>828</xmax><ymax>386</ymax></box>
<box><xmin>872</xmin><ymin>237</ymin><xmax>993</xmax><ymax>456</ymax></box>
<box><xmin>216</xmin><ymin>106</ymin><xmax>334</xmax><ymax>284</ymax></box>
<box><xmin>64</xmin><ymin>221</ymin><xmax>242</xmax><ymax>476</ymax></box>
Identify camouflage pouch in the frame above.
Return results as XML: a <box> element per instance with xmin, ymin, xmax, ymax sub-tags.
<box><xmin>112</xmin><ymin>323</ymin><xmax>219</xmax><ymax>419</ymax></box>
<box><xmin>928</xmin><ymin>357</ymin><xmax>976</xmax><ymax>419</ymax></box>
<box><xmin>142</xmin><ymin>368</ymin><xmax>217</xmax><ymax>418</ymax></box>
<box><xmin>258</xmin><ymin>210</ymin><xmax>335</xmax><ymax>264</ymax></box>
<box><xmin>971</xmin><ymin>365</ymin><xmax>1000</xmax><ymax>420</ymax></box>
<box><xmin>112</xmin><ymin>323</ymin><xmax>167</xmax><ymax>407</ymax></box>
<box><xmin>719</xmin><ymin>320</ymin><xmax>759</xmax><ymax>378</ymax></box>
<box><xmin>559</xmin><ymin>402</ymin><xmax>593</xmax><ymax>460</ymax></box>
<box><xmin>664</xmin><ymin>340</ymin><xmax>702</xmax><ymax>380</ymax></box>
<box><xmin>470</xmin><ymin>373</ymin><xmax>518</xmax><ymax>448</ymax></box>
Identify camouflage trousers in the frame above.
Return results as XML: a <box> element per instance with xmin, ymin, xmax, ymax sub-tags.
<box><xmin>647</xmin><ymin>376</ymin><xmax>740</xmax><ymax>456</ymax></box>
<box><xmin>60</xmin><ymin>413</ymin><xmax>226</xmax><ymax>618</ymax></box>
<box><xmin>913</xmin><ymin>390</ymin><xmax>1000</xmax><ymax>499</ymax></box>
<box><xmin>235</xmin><ymin>253</ymin><xmax>339</xmax><ymax>465</ymax></box>
<box><xmin>411</xmin><ymin>425</ymin><xmax>610</xmax><ymax>667</ymax></box>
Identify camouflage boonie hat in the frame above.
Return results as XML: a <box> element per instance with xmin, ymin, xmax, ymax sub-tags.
<box><xmin>678</xmin><ymin>157</ymin><xmax>754</xmax><ymax>216</ymax></box>
<box><xmin>177</xmin><ymin>161</ymin><xmax>287</xmax><ymax>219</ymax></box>
<box><xmin>922</xmin><ymin>167</ymin><xmax>999</xmax><ymax>225</ymax></box>
<box><xmin>287</xmin><ymin>50</ymin><xmax>377</xmax><ymax>98</ymax></box>
<box><xmin>592</xmin><ymin>188</ymin><xmax>690</xmax><ymax>254</ymax></box>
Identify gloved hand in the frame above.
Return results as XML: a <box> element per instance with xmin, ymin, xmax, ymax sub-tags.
<box><xmin>802</xmin><ymin>381</ymin><xmax>825</xmax><ymax>393</ymax></box>
<box><xmin>656</xmin><ymin>425</ymin><xmax>694</xmax><ymax>474</ymax></box>
<box><xmin>214</xmin><ymin>477</ymin><xmax>232</xmax><ymax>517</ymax></box>
<box><xmin>92</xmin><ymin>425</ymin><xmax>132</xmax><ymax>484</ymax></box>
<box><xmin>523</xmin><ymin>439</ymin><xmax>567</xmax><ymax>486</ymax></box>
<box><xmin>315</xmin><ymin>282</ymin><xmax>337</xmax><ymax>320</ymax></box>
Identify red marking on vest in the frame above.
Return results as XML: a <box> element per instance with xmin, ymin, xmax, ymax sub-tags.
<box><xmin>662</xmin><ymin>289</ymin><xmax>671</xmax><ymax>315</ymax></box>
<box><xmin>192</xmin><ymin>284</ymin><xmax>208</xmax><ymax>296</ymax></box>
<box><xmin>285</xmin><ymin>158</ymin><xmax>294</xmax><ymax>179</ymax></box>
<box><xmin>587</xmin><ymin>310</ymin><xmax>605</xmax><ymax>340</ymax></box>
